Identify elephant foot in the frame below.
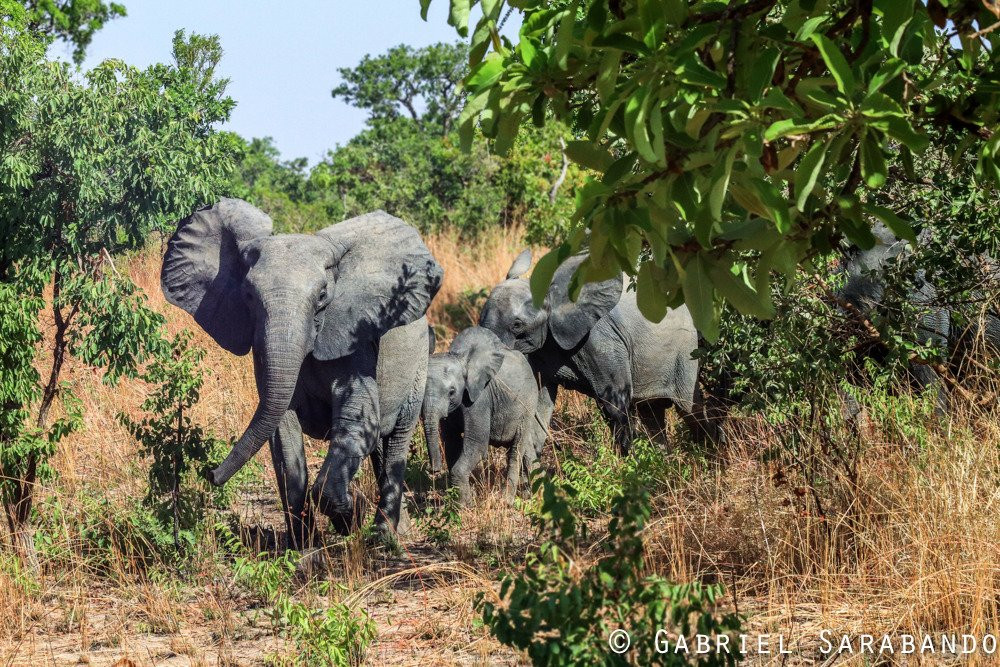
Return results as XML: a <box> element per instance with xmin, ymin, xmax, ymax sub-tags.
<box><xmin>369</xmin><ymin>525</ymin><xmax>403</xmax><ymax>555</ymax></box>
<box><xmin>319</xmin><ymin>492</ymin><xmax>369</xmax><ymax>536</ymax></box>
<box><xmin>286</xmin><ymin>510</ymin><xmax>317</xmax><ymax>551</ymax></box>
<box><xmin>294</xmin><ymin>547</ymin><xmax>330</xmax><ymax>583</ymax></box>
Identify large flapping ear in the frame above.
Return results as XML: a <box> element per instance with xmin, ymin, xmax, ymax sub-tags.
<box><xmin>546</xmin><ymin>254</ymin><xmax>623</xmax><ymax>350</ymax></box>
<box><xmin>313</xmin><ymin>211</ymin><xmax>443</xmax><ymax>360</ymax></box>
<box><xmin>450</xmin><ymin>327</ymin><xmax>505</xmax><ymax>404</ymax></box>
<box><xmin>161</xmin><ymin>198</ymin><xmax>273</xmax><ymax>355</ymax></box>
<box><xmin>507</xmin><ymin>249</ymin><xmax>532</xmax><ymax>279</ymax></box>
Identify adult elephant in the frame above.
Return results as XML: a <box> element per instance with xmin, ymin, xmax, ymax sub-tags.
<box><xmin>479</xmin><ymin>250</ymin><xmax>720</xmax><ymax>455</ymax></box>
<box><xmin>839</xmin><ymin>223</ymin><xmax>998</xmax><ymax>410</ymax></box>
<box><xmin>161</xmin><ymin>198</ymin><xmax>442</xmax><ymax>546</ymax></box>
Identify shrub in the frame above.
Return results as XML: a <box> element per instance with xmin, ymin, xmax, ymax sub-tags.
<box><xmin>120</xmin><ymin>331</ymin><xmax>227</xmax><ymax>556</ymax></box>
<box><xmin>480</xmin><ymin>475</ymin><xmax>742</xmax><ymax>665</ymax></box>
<box><xmin>560</xmin><ymin>428</ymin><xmax>688</xmax><ymax>517</ymax></box>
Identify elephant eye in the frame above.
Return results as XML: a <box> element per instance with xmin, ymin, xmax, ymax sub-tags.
<box><xmin>448</xmin><ymin>386</ymin><xmax>456</xmax><ymax>396</ymax></box>
<box><xmin>512</xmin><ymin>318</ymin><xmax>525</xmax><ymax>333</ymax></box>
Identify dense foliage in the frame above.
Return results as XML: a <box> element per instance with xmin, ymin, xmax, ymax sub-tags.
<box><xmin>428</xmin><ymin>0</ymin><xmax>1000</xmax><ymax>341</ymax></box>
<box><xmin>0</xmin><ymin>16</ymin><xmax>238</xmax><ymax>568</ymax></box>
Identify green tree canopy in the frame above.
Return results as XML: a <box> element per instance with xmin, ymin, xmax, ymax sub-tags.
<box><xmin>2</xmin><ymin>0</ymin><xmax>127</xmax><ymax>63</ymax></box>
<box><xmin>426</xmin><ymin>0</ymin><xmax>1000</xmax><ymax>341</ymax></box>
<box><xmin>332</xmin><ymin>41</ymin><xmax>469</xmax><ymax>133</ymax></box>
<box><xmin>0</xmin><ymin>17</ymin><xmax>238</xmax><ymax>569</ymax></box>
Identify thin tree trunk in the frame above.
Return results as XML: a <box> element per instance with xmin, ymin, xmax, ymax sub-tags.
<box><xmin>172</xmin><ymin>402</ymin><xmax>182</xmax><ymax>551</ymax></box>
<box><xmin>7</xmin><ymin>268</ymin><xmax>75</xmax><ymax>573</ymax></box>
<box><xmin>549</xmin><ymin>138</ymin><xmax>569</xmax><ymax>204</ymax></box>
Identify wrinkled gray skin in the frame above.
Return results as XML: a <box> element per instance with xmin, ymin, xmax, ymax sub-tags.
<box><xmin>480</xmin><ymin>251</ymin><xmax>719</xmax><ymax>456</ymax></box>
<box><xmin>839</xmin><ymin>223</ymin><xmax>999</xmax><ymax>412</ymax></box>
<box><xmin>421</xmin><ymin>327</ymin><xmax>546</xmax><ymax>503</ymax></box>
<box><xmin>161</xmin><ymin>198</ymin><xmax>442</xmax><ymax>546</ymax></box>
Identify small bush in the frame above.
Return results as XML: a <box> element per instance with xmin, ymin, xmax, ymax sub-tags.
<box><xmin>560</xmin><ymin>436</ymin><xmax>687</xmax><ymax>517</ymax></box>
<box><xmin>480</xmin><ymin>475</ymin><xmax>742</xmax><ymax>665</ymax></box>
<box><xmin>415</xmin><ymin>486</ymin><xmax>462</xmax><ymax>546</ymax></box>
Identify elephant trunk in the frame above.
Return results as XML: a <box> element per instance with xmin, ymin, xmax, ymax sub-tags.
<box><xmin>208</xmin><ymin>306</ymin><xmax>309</xmax><ymax>486</ymax></box>
<box><xmin>423</xmin><ymin>410</ymin><xmax>443</xmax><ymax>474</ymax></box>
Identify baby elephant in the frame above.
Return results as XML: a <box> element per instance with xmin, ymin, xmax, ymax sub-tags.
<box><xmin>421</xmin><ymin>327</ymin><xmax>545</xmax><ymax>503</ymax></box>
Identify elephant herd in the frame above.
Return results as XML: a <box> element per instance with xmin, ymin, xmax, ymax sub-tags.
<box><xmin>160</xmin><ymin>198</ymin><xmax>997</xmax><ymax>547</ymax></box>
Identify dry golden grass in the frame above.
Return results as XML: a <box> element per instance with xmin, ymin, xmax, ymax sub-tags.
<box><xmin>1</xmin><ymin>225</ymin><xmax>999</xmax><ymax>665</ymax></box>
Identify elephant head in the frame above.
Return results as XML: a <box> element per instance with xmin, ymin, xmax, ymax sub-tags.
<box><xmin>421</xmin><ymin>327</ymin><xmax>504</xmax><ymax>473</ymax></box>
<box><xmin>161</xmin><ymin>198</ymin><xmax>442</xmax><ymax>486</ymax></box>
<box><xmin>840</xmin><ymin>223</ymin><xmax>914</xmax><ymax>313</ymax></box>
<box><xmin>479</xmin><ymin>249</ymin><xmax>623</xmax><ymax>353</ymax></box>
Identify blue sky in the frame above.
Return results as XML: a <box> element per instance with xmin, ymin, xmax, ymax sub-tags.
<box><xmin>58</xmin><ymin>1</ymin><xmax>518</xmax><ymax>164</ymax></box>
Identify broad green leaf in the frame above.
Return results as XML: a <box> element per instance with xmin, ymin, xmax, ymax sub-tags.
<box><xmin>564</xmin><ymin>140</ymin><xmax>615</xmax><ymax>172</ymax></box>
<box><xmin>868</xmin><ymin>58</ymin><xmax>906</xmax><ymax>94</ymax></box>
<box><xmin>681</xmin><ymin>254</ymin><xmax>718</xmax><ymax>342</ymax></box>
<box><xmin>466</xmin><ymin>55</ymin><xmax>503</xmax><ymax>90</ymax></box>
<box><xmin>554</xmin><ymin>1</ymin><xmax>578</xmax><ymax>70</ymax></box>
<box><xmin>860</xmin><ymin>132</ymin><xmax>887</xmax><ymax>188</ymax></box>
<box><xmin>708</xmin><ymin>148</ymin><xmax>735</xmax><ymax>220</ymax></box>
<box><xmin>749</xmin><ymin>178</ymin><xmax>792</xmax><ymax>232</ymax></box>
<box><xmin>876</xmin><ymin>117</ymin><xmax>929</xmax><ymax>153</ymax></box>
<box><xmin>591</xmin><ymin>33</ymin><xmax>650</xmax><ymax>54</ymax></box>
<box><xmin>636</xmin><ymin>261</ymin><xmax>669</xmax><ymax>323</ymax></box>
<box><xmin>530</xmin><ymin>244</ymin><xmax>572</xmax><ymax>307</ymax></box>
<box><xmin>420</xmin><ymin>0</ymin><xmax>432</xmax><ymax>21</ymax></box>
<box><xmin>746</xmin><ymin>47</ymin><xmax>780</xmax><ymax>101</ymax></box>
<box><xmin>860</xmin><ymin>91</ymin><xmax>904</xmax><ymax>118</ymax></box>
<box><xmin>796</xmin><ymin>16</ymin><xmax>828</xmax><ymax>41</ymax></box>
<box><xmin>874</xmin><ymin>0</ymin><xmax>914</xmax><ymax>46</ymax></box>
<box><xmin>663</xmin><ymin>0</ymin><xmax>687</xmax><ymax>26</ymax></box>
<box><xmin>675</xmin><ymin>55</ymin><xmax>726</xmax><ymax>89</ymax></box>
<box><xmin>448</xmin><ymin>0</ymin><xmax>471</xmax><ymax>37</ymax></box>
<box><xmin>810</xmin><ymin>34</ymin><xmax>856</xmax><ymax>95</ymax></box>
<box><xmin>596</xmin><ymin>50</ymin><xmax>620</xmax><ymax>102</ymax></box>
<box><xmin>865</xmin><ymin>203</ymin><xmax>916</xmax><ymax>243</ymax></box>
<box><xmin>709</xmin><ymin>261</ymin><xmax>775</xmax><ymax>319</ymax></box>
<box><xmin>794</xmin><ymin>138</ymin><xmax>829</xmax><ymax>210</ymax></box>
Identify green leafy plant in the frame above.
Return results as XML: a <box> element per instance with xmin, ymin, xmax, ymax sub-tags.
<box><xmin>269</xmin><ymin>592</ymin><xmax>377</xmax><ymax>667</ymax></box>
<box><xmin>416</xmin><ymin>486</ymin><xmax>463</xmax><ymax>546</ymax></box>
<box><xmin>480</xmin><ymin>474</ymin><xmax>742</xmax><ymax>665</ymax></box>
<box><xmin>427</xmin><ymin>0</ymin><xmax>1000</xmax><ymax>341</ymax></box>
<box><xmin>560</xmin><ymin>435</ymin><xmax>684</xmax><ymax>517</ymax></box>
<box><xmin>232</xmin><ymin>549</ymin><xmax>376</xmax><ymax>666</ymax></box>
<box><xmin>119</xmin><ymin>331</ymin><xmax>226</xmax><ymax>555</ymax></box>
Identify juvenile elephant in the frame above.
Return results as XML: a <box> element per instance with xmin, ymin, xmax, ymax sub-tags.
<box><xmin>421</xmin><ymin>327</ymin><xmax>547</xmax><ymax>503</ymax></box>
<box><xmin>161</xmin><ymin>198</ymin><xmax>442</xmax><ymax>545</ymax></box>
<box><xmin>479</xmin><ymin>250</ymin><xmax>720</xmax><ymax>455</ymax></box>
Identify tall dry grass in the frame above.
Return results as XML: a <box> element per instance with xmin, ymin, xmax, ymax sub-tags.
<box><xmin>2</xmin><ymin>223</ymin><xmax>1000</xmax><ymax>665</ymax></box>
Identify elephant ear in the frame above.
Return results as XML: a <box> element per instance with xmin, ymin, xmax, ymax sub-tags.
<box><xmin>546</xmin><ymin>254</ymin><xmax>623</xmax><ymax>350</ymax></box>
<box><xmin>161</xmin><ymin>198</ymin><xmax>273</xmax><ymax>355</ymax></box>
<box><xmin>507</xmin><ymin>249</ymin><xmax>532</xmax><ymax>279</ymax></box>
<box><xmin>313</xmin><ymin>211</ymin><xmax>443</xmax><ymax>360</ymax></box>
<box><xmin>450</xmin><ymin>327</ymin><xmax>506</xmax><ymax>404</ymax></box>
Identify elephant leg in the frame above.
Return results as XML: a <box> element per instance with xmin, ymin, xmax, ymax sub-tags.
<box><xmin>635</xmin><ymin>398</ymin><xmax>669</xmax><ymax>443</ymax></box>
<box><xmin>503</xmin><ymin>441</ymin><xmax>524</xmax><ymax>502</ymax></box>
<box><xmin>441</xmin><ymin>410</ymin><xmax>464</xmax><ymax>471</ymax></box>
<box><xmin>312</xmin><ymin>362</ymin><xmax>380</xmax><ymax>535</ymax></box>
<box><xmin>449</xmin><ymin>408</ymin><xmax>490</xmax><ymax>505</ymax></box>
<box><xmin>269</xmin><ymin>410</ymin><xmax>313</xmax><ymax>550</ymax></box>
<box><xmin>597</xmin><ymin>393</ymin><xmax>633</xmax><ymax>457</ymax></box>
<box><xmin>519</xmin><ymin>442</ymin><xmax>539</xmax><ymax>497</ymax></box>
<box><xmin>372</xmin><ymin>430</ymin><xmax>413</xmax><ymax>537</ymax></box>
<box><xmin>682</xmin><ymin>384</ymin><xmax>727</xmax><ymax>446</ymax></box>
